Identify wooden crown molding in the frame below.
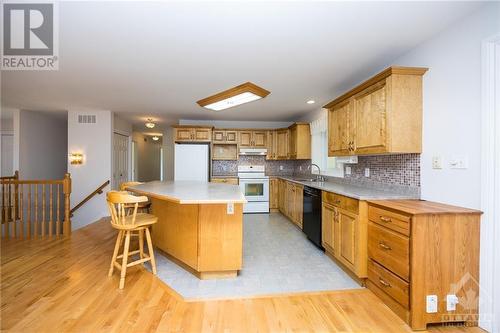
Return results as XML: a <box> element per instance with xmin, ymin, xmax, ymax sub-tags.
<box><xmin>323</xmin><ymin>66</ymin><xmax>428</xmax><ymax>109</ymax></box>
<box><xmin>196</xmin><ymin>82</ymin><xmax>271</xmax><ymax>108</ymax></box>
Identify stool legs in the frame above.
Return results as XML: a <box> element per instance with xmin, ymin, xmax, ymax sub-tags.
<box><xmin>145</xmin><ymin>227</ymin><xmax>157</xmax><ymax>275</ymax></box>
<box><xmin>119</xmin><ymin>231</ymin><xmax>131</xmax><ymax>289</ymax></box>
<box><xmin>138</xmin><ymin>229</ymin><xmax>144</xmax><ymax>259</ymax></box>
<box><xmin>109</xmin><ymin>230</ymin><xmax>123</xmax><ymax>277</ymax></box>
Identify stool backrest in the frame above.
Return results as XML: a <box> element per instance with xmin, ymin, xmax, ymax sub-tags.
<box><xmin>120</xmin><ymin>181</ymin><xmax>143</xmax><ymax>192</ymax></box>
<box><xmin>106</xmin><ymin>191</ymin><xmax>148</xmax><ymax>227</ymax></box>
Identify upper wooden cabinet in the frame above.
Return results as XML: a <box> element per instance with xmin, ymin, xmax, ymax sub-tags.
<box><xmin>213</xmin><ymin>129</ymin><xmax>238</xmax><ymax>144</ymax></box>
<box><xmin>288</xmin><ymin>123</ymin><xmax>311</xmax><ymax>160</ymax></box>
<box><xmin>324</xmin><ymin>66</ymin><xmax>428</xmax><ymax>156</ymax></box>
<box><xmin>173</xmin><ymin>126</ymin><xmax>213</xmax><ymax>143</ymax></box>
<box><xmin>276</xmin><ymin>129</ymin><xmax>289</xmax><ymax>159</ymax></box>
<box><xmin>238</xmin><ymin>130</ymin><xmax>267</xmax><ymax>148</ymax></box>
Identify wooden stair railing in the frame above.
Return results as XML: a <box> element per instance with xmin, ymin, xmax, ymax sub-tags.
<box><xmin>70</xmin><ymin>180</ymin><xmax>110</xmax><ymax>217</ymax></box>
<box><xmin>1</xmin><ymin>172</ymin><xmax>72</xmax><ymax>238</ymax></box>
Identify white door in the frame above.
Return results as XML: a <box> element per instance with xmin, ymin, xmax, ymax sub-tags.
<box><xmin>113</xmin><ymin>133</ymin><xmax>129</xmax><ymax>190</ymax></box>
<box><xmin>1</xmin><ymin>134</ymin><xmax>14</xmax><ymax>176</ymax></box>
<box><xmin>174</xmin><ymin>144</ymin><xmax>209</xmax><ymax>181</ymax></box>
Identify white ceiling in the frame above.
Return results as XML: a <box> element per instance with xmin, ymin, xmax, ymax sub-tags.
<box><xmin>1</xmin><ymin>1</ymin><xmax>485</xmax><ymax>126</ymax></box>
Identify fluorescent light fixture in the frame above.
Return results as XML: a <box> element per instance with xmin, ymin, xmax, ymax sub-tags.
<box><xmin>307</xmin><ymin>100</ymin><xmax>315</xmax><ymax>104</ymax></box>
<box><xmin>145</xmin><ymin>118</ymin><xmax>155</xmax><ymax>128</ymax></box>
<box><xmin>197</xmin><ymin>82</ymin><xmax>270</xmax><ymax>111</ymax></box>
<box><xmin>152</xmin><ymin>136</ymin><xmax>159</xmax><ymax>141</ymax></box>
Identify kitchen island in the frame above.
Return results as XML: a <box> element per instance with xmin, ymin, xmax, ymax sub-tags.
<box><xmin>127</xmin><ymin>181</ymin><xmax>246</xmax><ymax>279</ymax></box>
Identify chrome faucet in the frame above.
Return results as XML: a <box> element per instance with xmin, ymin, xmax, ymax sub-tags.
<box><xmin>311</xmin><ymin>164</ymin><xmax>325</xmax><ymax>182</ymax></box>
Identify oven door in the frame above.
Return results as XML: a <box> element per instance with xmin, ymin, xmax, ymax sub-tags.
<box><xmin>239</xmin><ymin>178</ymin><xmax>269</xmax><ymax>202</ymax></box>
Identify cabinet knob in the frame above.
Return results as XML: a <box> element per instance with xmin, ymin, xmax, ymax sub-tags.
<box><xmin>379</xmin><ymin>216</ymin><xmax>392</xmax><ymax>223</ymax></box>
<box><xmin>378</xmin><ymin>278</ymin><xmax>391</xmax><ymax>288</ymax></box>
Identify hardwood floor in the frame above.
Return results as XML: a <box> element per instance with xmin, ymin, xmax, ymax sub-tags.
<box><xmin>1</xmin><ymin>220</ymin><xmax>485</xmax><ymax>333</ymax></box>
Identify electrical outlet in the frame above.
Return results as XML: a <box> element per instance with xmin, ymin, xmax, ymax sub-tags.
<box><xmin>227</xmin><ymin>203</ymin><xmax>234</xmax><ymax>215</ymax></box>
<box><xmin>279</xmin><ymin>165</ymin><xmax>284</xmax><ymax>171</ymax></box>
<box><xmin>364</xmin><ymin>168</ymin><xmax>370</xmax><ymax>177</ymax></box>
<box><xmin>449</xmin><ymin>156</ymin><xmax>468</xmax><ymax>169</ymax></box>
<box><xmin>426</xmin><ymin>295</ymin><xmax>438</xmax><ymax>313</ymax></box>
<box><xmin>346</xmin><ymin>166</ymin><xmax>352</xmax><ymax>175</ymax></box>
<box><xmin>432</xmin><ymin>156</ymin><xmax>443</xmax><ymax>169</ymax></box>
<box><xmin>446</xmin><ymin>294</ymin><xmax>459</xmax><ymax>311</ymax></box>
<box><xmin>299</xmin><ymin>166</ymin><xmax>302</xmax><ymax>171</ymax></box>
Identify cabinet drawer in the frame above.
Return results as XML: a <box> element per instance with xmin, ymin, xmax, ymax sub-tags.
<box><xmin>369</xmin><ymin>205</ymin><xmax>410</xmax><ymax>236</ymax></box>
<box><xmin>368</xmin><ymin>259</ymin><xmax>409</xmax><ymax>309</ymax></box>
<box><xmin>211</xmin><ymin>177</ymin><xmax>238</xmax><ymax>185</ymax></box>
<box><xmin>322</xmin><ymin>192</ymin><xmax>358</xmax><ymax>214</ymax></box>
<box><xmin>368</xmin><ymin>222</ymin><xmax>410</xmax><ymax>281</ymax></box>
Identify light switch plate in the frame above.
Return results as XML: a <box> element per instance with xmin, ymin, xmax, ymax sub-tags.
<box><xmin>346</xmin><ymin>166</ymin><xmax>352</xmax><ymax>175</ymax></box>
<box><xmin>364</xmin><ymin>168</ymin><xmax>370</xmax><ymax>177</ymax></box>
<box><xmin>432</xmin><ymin>156</ymin><xmax>443</xmax><ymax>169</ymax></box>
<box><xmin>449</xmin><ymin>156</ymin><xmax>468</xmax><ymax>169</ymax></box>
<box><xmin>227</xmin><ymin>203</ymin><xmax>234</xmax><ymax>215</ymax></box>
<box><xmin>446</xmin><ymin>294</ymin><xmax>459</xmax><ymax>311</ymax></box>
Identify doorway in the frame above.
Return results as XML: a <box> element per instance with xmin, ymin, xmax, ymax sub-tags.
<box><xmin>113</xmin><ymin>132</ymin><xmax>130</xmax><ymax>190</ymax></box>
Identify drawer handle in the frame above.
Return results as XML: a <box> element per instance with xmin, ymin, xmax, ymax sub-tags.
<box><xmin>334</xmin><ymin>200</ymin><xmax>341</xmax><ymax>205</ymax></box>
<box><xmin>379</xmin><ymin>278</ymin><xmax>392</xmax><ymax>288</ymax></box>
<box><xmin>378</xmin><ymin>242</ymin><xmax>392</xmax><ymax>251</ymax></box>
<box><xmin>380</xmin><ymin>216</ymin><xmax>392</xmax><ymax>223</ymax></box>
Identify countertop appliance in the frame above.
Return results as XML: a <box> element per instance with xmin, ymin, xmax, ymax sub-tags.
<box><xmin>174</xmin><ymin>143</ymin><xmax>210</xmax><ymax>181</ymax></box>
<box><xmin>302</xmin><ymin>186</ymin><xmax>323</xmax><ymax>249</ymax></box>
<box><xmin>238</xmin><ymin>165</ymin><xmax>269</xmax><ymax>213</ymax></box>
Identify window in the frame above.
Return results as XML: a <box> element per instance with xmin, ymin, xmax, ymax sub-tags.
<box><xmin>310</xmin><ymin>110</ymin><xmax>344</xmax><ymax>177</ymax></box>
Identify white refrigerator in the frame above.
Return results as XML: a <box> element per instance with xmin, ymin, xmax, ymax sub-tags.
<box><xmin>174</xmin><ymin>143</ymin><xmax>210</xmax><ymax>181</ymax></box>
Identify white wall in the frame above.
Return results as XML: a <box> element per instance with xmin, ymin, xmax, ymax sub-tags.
<box><xmin>132</xmin><ymin>132</ymin><xmax>162</xmax><ymax>182</ymax></box>
<box><xmin>18</xmin><ymin>110</ymin><xmax>67</xmax><ymax>180</ymax></box>
<box><xmin>162</xmin><ymin>127</ymin><xmax>175</xmax><ymax>181</ymax></box>
<box><xmin>68</xmin><ymin>110</ymin><xmax>113</xmax><ymax>230</ymax></box>
<box><xmin>113</xmin><ymin>113</ymin><xmax>133</xmax><ymax>136</ymax></box>
<box><xmin>388</xmin><ymin>3</ymin><xmax>499</xmax><ymax>210</ymax></box>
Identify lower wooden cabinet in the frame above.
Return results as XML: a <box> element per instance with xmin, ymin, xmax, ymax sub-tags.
<box><xmin>321</xmin><ymin>191</ymin><xmax>368</xmax><ymax>279</ymax></box>
<box><xmin>277</xmin><ymin>179</ymin><xmax>303</xmax><ymax>228</ymax></box>
<box><xmin>269</xmin><ymin>178</ymin><xmax>279</xmax><ymax>210</ymax></box>
<box><xmin>210</xmin><ymin>177</ymin><xmax>238</xmax><ymax>185</ymax></box>
<box><xmin>366</xmin><ymin>200</ymin><xmax>481</xmax><ymax>330</ymax></box>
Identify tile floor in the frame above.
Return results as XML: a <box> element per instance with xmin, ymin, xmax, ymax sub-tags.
<box><xmin>152</xmin><ymin>213</ymin><xmax>362</xmax><ymax>299</ymax></box>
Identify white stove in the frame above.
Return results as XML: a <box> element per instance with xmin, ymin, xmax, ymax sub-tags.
<box><xmin>237</xmin><ymin>165</ymin><xmax>269</xmax><ymax>213</ymax></box>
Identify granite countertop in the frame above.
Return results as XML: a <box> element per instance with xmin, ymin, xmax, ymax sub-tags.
<box><xmin>278</xmin><ymin>176</ymin><xmax>419</xmax><ymax>200</ymax></box>
<box><xmin>127</xmin><ymin>181</ymin><xmax>247</xmax><ymax>204</ymax></box>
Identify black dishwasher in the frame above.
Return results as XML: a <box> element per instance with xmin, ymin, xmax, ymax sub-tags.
<box><xmin>302</xmin><ymin>186</ymin><xmax>323</xmax><ymax>250</ymax></box>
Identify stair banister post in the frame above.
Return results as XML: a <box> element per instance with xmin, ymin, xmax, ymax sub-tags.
<box><xmin>63</xmin><ymin>173</ymin><xmax>72</xmax><ymax>236</ymax></box>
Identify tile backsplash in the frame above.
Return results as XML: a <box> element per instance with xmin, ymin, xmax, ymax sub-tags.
<box><xmin>343</xmin><ymin>154</ymin><xmax>420</xmax><ymax>187</ymax></box>
<box><xmin>213</xmin><ymin>153</ymin><xmax>420</xmax><ymax>190</ymax></box>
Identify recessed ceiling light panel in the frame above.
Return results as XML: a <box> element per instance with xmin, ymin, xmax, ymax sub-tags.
<box><xmin>197</xmin><ymin>82</ymin><xmax>270</xmax><ymax>111</ymax></box>
<box><xmin>307</xmin><ymin>100</ymin><xmax>315</xmax><ymax>104</ymax></box>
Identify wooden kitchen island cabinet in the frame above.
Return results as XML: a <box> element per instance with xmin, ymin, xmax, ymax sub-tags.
<box><xmin>128</xmin><ymin>181</ymin><xmax>246</xmax><ymax>279</ymax></box>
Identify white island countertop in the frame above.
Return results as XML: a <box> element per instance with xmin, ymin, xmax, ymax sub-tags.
<box><xmin>127</xmin><ymin>181</ymin><xmax>247</xmax><ymax>204</ymax></box>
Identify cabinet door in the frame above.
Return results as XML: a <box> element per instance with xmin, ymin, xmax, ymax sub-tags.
<box><xmin>269</xmin><ymin>178</ymin><xmax>279</xmax><ymax>209</ymax></box>
<box><xmin>322</xmin><ymin>203</ymin><xmax>335</xmax><ymax>252</ymax></box>
<box><xmin>294</xmin><ymin>185</ymin><xmax>303</xmax><ymax>227</ymax></box>
<box><xmin>286</xmin><ymin>182</ymin><xmax>295</xmax><ymax>220</ymax></box>
<box><xmin>239</xmin><ymin>131</ymin><xmax>253</xmax><ymax>147</ymax></box>
<box><xmin>328</xmin><ymin>101</ymin><xmax>352</xmax><ymax>156</ymax></box>
<box><xmin>266</xmin><ymin>131</ymin><xmax>275</xmax><ymax>160</ymax></box>
<box><xmin>289</xmin><ymin>126</ymin><xmax>297</xmax><ymax>159</ymax></box>
<box><xmin>213</xmin><ymin>130</ymin><xmax>225</xmax><ymax>143</ymax></box>
<box><xmin>336</xmin><ymin>208</ymin><xmax>357</xmax><ymax>268</ymax></box>
<box><xmin>175</xmin><ymin>128</ymin><xmax>193</xmax><ymax>141</ymax></box>
<box><xmin>278</xmin><ymin>180</ymin><xmax>285</xmax><ymax>213</ymax></box>
<box><xmin>194</xmin><ymin>129</ymin><xmax>211</xmax><ymax>141</ymax></box>
<box><xmin>353</xmin><ymin>81</ymin><xmax>387</xmax><ymax>154</ymax></box>
<box><xmin>225</xmin><ymin>131</ymin><xmax>238</xmax><ymax>143</ymax></box>
<box><xmin>253</xmin><ymin>131</ymin><xmax>267</xmax><ymax>147</ymax></box>
<box><xmin>276</xmin><ymin>130</ymin><xmax>289</xmax><ymax>159</ymax></box>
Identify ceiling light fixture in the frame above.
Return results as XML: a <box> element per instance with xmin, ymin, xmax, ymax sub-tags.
<box><xmin>145</xmin><ymin>118</ymin><xmax>155</xmax><ymax>128</ymax></box>
<box><xmin>152</xmin><ymin>136</ymin><xmax>159</xmax><ymax>141</ymax></box>
<box><xmin>306</xmin><ymin>100</ymin><xmax>315</xmax><ymax>104</ymax></box>
<box><xmin>197</xmin><ymin>82</ymin><xmax>270</xmax><ymax>111</ymax></box>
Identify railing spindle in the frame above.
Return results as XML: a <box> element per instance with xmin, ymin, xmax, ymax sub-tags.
<box><xmin>12</xmin><ymin>183</ymin><xmax>17</xmax><ymax>238</ymax></box>
<box><xmin>42</xmin><ymin>184</ymin><xmax>46</xmax><ymax>237</ymax></box>
<box><xmin>34</xmin><ymin>184</ymin><xmax>39</xmax><ymax>238</ymax></box>
<box><xmin>20</xmin><ymin>184</ymin><xmax>24</xmax><ymax>239</ymax></box>
<box><xmin>49</xmin><ymin>184</ymin><xmax>53</xmax><ymax>237</ymax></box>
<box><xmin>56</xmin><ymin>184</ymin><xmax>61</xmax><ymax>236</ymax></box>
<box><xmin>63</xmin><ymin>174</ymin><xmax>71</xmax><ymax>236</ymax></box>
<box><xmin>27</xmin><ymin>184</ymin><xmax>31</xmax><ymax>239</ymax></box>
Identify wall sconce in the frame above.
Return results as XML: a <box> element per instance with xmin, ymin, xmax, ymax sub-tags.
<box><xmin>69</xmin><ymin>153</ymin><xmax>84</xmax><ymax>165</ymax></box>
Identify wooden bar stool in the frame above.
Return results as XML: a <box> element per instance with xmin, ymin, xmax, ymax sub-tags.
<box><xmin>120</xmin><ymin>182</ymin><xmax>152</xmax><ymax>213</ymax></box>
<box><xmin>106</xmin><ymin>191</ymin><xmax>157</xmax><ymax>289</ymax></box>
